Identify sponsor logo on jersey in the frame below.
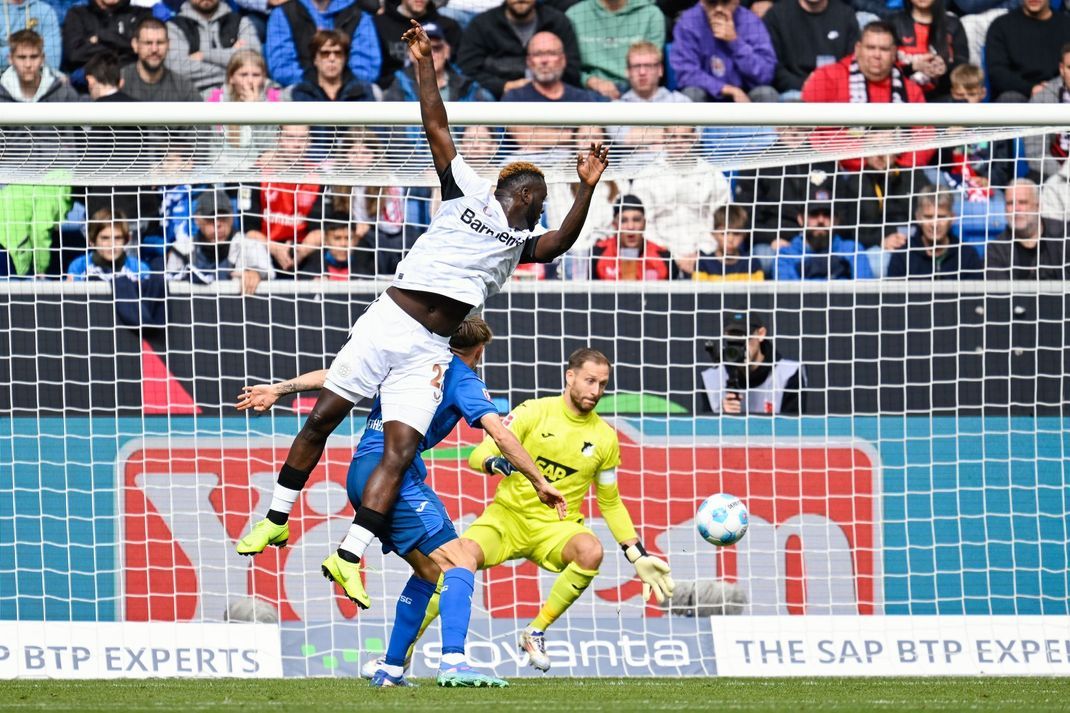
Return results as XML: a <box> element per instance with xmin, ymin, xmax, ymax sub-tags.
<box><xmin>535</xmin><ymin>455</ymin><xmax>578</xmax><ymax>482</ymax></box>
<box><xmin>581</xmin><ymin>441</ymin><xmax>595</xmax><ymax>457</ymax></box>
<box><xmin>460</xmin><ymin>208</ymin><xmax>525</xmax><ymax>247</ymax></box>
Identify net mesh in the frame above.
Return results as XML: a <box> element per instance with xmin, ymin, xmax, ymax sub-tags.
<box><xmin>2</xmin><ymin>114</ymin><xmax>1070</xmax><ymax>678</ymax></box>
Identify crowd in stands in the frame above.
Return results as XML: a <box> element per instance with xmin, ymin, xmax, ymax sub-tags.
<box><xmin>3</xmin><ymin>0</ymin><xmax>1070</xmax><ymax>284</ymax></box>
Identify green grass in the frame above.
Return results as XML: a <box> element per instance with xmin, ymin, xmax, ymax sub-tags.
<box><xmin>3</xmin><ymin>678</ymin><xmax>1070</xmax><ymax>712</ymax></box>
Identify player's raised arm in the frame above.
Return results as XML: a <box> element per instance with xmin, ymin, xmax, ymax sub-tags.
<box><xmin>402</xmin><ymin>19</ymin><xmax>456</xmax><ymax>175</ymax></box>
<box><xmin>531</xmin><ymin>143</ymin><xmax>610</xmax><ymax>262</ymax></box>
<box><xmin>479</xmin><ymin>413</ymin><xmax>567</xmax><ymax>520</ymax></box>
<box><xmin>236</xmin><ymin>369</ymin><xmax>328</xmax><ymax>412</ymax></box>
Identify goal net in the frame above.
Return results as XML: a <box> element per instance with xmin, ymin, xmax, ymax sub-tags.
<box><xmin>1</xmin><ymin>103</ymin><xmax>1069</xmax><ymax>679</ymax></box>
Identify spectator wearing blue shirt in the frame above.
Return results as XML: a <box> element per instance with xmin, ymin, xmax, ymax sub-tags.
<box><xmin>887</xmin><ymin>185</ymin><xmax>985</xmax><ymax>279</ymax></box>
<box><xmin>265</xmin><ymin>0</ymin><xmax>380</xmax><ymax>87</ymax></box>
<box><xmin>68</xmin><ymin>208</ymin><xmax>150</xmax><ymax>281</ymax></box>
<box><xmin>694</xmin><ymin>204</ymin><xmax>765</xmax><ymax>281</ymax></box>
<box><xmin>773</xmin><ymin>182</ymin><xmax>874</xmax><ymax>280</ymax></box>
<box><xmin>501</xmin><ymin>31</ymin><xmax>606</xmax><ymax>102</ymax></box>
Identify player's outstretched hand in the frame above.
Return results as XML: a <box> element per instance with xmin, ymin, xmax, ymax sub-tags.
<box><xmin>535</xmin><ymin>481</ymin><xmax>568</xmax><ymax>520</ymax></box>
<box><xmin>236</xmin><ymin>384</ymin><xmax>279</xmax><ymax>412</ymax></box>
<box><xmin>401</xmin><ymin>18</ymin><xmax>431</xmax><ymax>63</ymax></box>
<box><xmin>634</xmin><ymin>553</ymin><xmax>675</xmax><ymax>604</ymax></box>
<box><xmin>576</xmin><ymin>143</ymin><xmax>610</xmax><ymax>187</ymax></box>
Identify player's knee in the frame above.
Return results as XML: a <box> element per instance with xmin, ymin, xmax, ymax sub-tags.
<box><xmin>431</xmin><ymin>540</ymin><xmax>477</xmax><ymax>572</ymax></box>
<box><xmin>573</xmin><ymin>536</ymin><xmax>603</xmax><ymax>570</ymax></box>
<box><xmin>300</xmin><ymin>407</ymin><xmax>340</xmax><ymax>442</ymax></box>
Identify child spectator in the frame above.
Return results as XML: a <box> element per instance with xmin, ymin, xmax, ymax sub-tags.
<box><xmin>166</xmin><ymin>190</ymin><xmax>274</xmax><ymax>293</ymax></box>
<box><xmin>929</xmin><ymin>64</ymin><xmax>1011</xmax><ymax>250</ymax></box>
<box><xmin>694</xmin><ymin>204</ymin><xmax>764</xmax><ymax>281</ymax></box>
<box><xmin>68</xmin><ymin>208</ymin><xmax>150</xmax><ymax>281</ymax></box>
<box><xmin>301</xmin><ymin>210</ymin><xmax>376</xmax><ymax>279</ymax></box>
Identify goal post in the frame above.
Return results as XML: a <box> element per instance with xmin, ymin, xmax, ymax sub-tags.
<box><xmin>1</xmin><ymin>103</ymin><xmax>1069</xmax><ymax>679</ymax></box>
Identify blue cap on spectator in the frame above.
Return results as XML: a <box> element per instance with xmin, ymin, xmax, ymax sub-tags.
<box><xmin>423</xmin><ymin>22</ymin><xmax>446</xmax><ymax>40</ymax></box>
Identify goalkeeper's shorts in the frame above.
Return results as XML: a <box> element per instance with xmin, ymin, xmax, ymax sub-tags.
<box><xmin>324</xmin><ymin>291</ymin><xmax>452</xmax><ymax>435</ymax></box>
<box><xmin>345</xmin><ymin>452</ymin><xmax>457</xmax><ymax>557</ymax></box>
<box><xmin>463</xmin><ymin>502</ymin><xmax>592</xmax><ymax>574</ymax></box>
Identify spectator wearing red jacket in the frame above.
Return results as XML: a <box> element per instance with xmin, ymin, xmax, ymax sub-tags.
<box><xmin>590</xmin><ymin>194</ymin><xmax>676</xmax><ymax>281</ymax></box>
<box><xmin>803</xmin><ymin>20</ymin><xmax>935</xmax><ymax>170</ymax></box>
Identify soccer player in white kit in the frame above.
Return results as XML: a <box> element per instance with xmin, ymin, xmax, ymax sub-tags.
<box><xmin>236</xmin><ymin>19</ymin><xmax>611</xmax><ymax>610</ymax></box>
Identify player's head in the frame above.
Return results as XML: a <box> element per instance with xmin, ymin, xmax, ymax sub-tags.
<box><xmin>497</xmin><ymin>161</ymin><xmax>547</xmax><ymax>230</ymax></box>
<box><xmin>450</xmin><ymin>316</ymin><xmax>494</xmax><ymax>366</ymax></box>
<box><xmin>87</xmin><ymin>208</ymin><xmax>131</xmax><ymax>265</ymax></box>
<box><xmin>564</xmin><ymin>348</ymin><xmax>611</xmax><ymax>414</ymax></box>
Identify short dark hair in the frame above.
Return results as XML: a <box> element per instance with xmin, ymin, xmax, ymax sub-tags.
<box><xmin>85</xmin><ymin>52</ymin><xmax>122</xmax><ymax>88</ymax></box>
<box><xmin>713</xmin><ymin>204</ymin><xmax>749</xmax><ymax>232</ymax></box>
<box><xmin>497</xmin><ymin>161</ymin><xmax>546</xmax><ymax>193</ymax></box>
<box><xmin>323</xmin><ymin>209</ymin><xmax>351</xmax><ymax>227</ymax></box>
<box><xmin>567</xmin><ymin>348</ymin><xmax>611</xmax><ymax>373</ymax></box>
<box><xmin>860</xmin><ymin>20</ymin><xmax>898</xmax><ymax>43</ymax></box>
<box><xmin>450</xmin><ymin>316</ymin><xmax>493</xmax><ymax>351</ymax></box>
<box><xmin>134</xmin><ymin>17</ymin><xmax>168</xmax><ymax>40</ymax></box>
<box><xmin>8</xmin><ymin>29</ymin><xmax>43</xmax><ymax>53</ymax></box>
<box><xmin>310</xmin><ymin>29</ymin><xmax>351</xmax><ymax>60</ymax></box>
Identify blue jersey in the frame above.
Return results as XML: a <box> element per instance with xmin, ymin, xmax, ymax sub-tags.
<box><xmin>354</xmin><ymin>355</ymin><xmax>496</xmax><ymax>479</ymax></box>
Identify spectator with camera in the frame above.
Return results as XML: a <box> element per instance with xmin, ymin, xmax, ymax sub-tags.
<box><xmin>701</xmin><ymin>311</ymin><xmax>805</xmax><ymax>415</ymax></box>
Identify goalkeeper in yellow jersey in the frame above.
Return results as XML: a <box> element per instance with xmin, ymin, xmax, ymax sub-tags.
<box><xmin>365</xmin><ymin>347</ymin><xmax>674</xmax><ymax>675</ymax></box>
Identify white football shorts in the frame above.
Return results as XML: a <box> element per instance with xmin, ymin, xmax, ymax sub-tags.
<box><xmin>323</xmin><ymin>292</ymin><xmax>451</xmax><ymax>435</ymax></box>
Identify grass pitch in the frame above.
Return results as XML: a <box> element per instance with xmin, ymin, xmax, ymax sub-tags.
<box><xmin>3</xmin><ymin>677</ymin><xmax>1070</xmax><ymax>712</ymax></box>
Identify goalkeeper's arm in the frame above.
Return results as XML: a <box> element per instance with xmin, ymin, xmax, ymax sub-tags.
<box><xmin>235</xmin><ymin>369</ymin><xmax>328</xmax><ymax>412</ymax></box>
<box><xmin>597</xmin><ymin>474</ymin><xmax>675</xmax><ymax>604</ymax></box>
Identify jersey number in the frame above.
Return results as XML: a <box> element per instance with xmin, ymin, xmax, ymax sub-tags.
<box><xmin>430</xmin><ymin>364</ymin><xmax>445</xmax><ymax>391</ymax></box>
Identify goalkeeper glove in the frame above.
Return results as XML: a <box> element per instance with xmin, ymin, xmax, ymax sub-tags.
<box><xmin>623</xmin><ymin>542</ymin><xmax>674</xmax><ymax>604</ymax></box>
<box><xmin>483</xmin><ymin>456</ymin><xmax>515</xmax><ymax>477</ymax></box>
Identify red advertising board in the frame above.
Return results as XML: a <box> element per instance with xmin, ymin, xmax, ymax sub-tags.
<box><xmin>121</xmin><ymin>423</ymin><xmax>878</xmax><ymax>621</ymax></box>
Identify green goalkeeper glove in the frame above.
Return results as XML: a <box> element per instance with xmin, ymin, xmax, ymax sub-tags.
<box><xmin>483</xmin><ymin>456</ymin><xmax>515</xmax><ymax>477</ymax></box>
<box><xmin>623</xmin><ymin>542</ymin><xmax>674</xmax><ymax>604</ymax></box>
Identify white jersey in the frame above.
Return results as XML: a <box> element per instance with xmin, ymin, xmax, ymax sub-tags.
<box><xmin>392</xmin><ymin>154</ymin><xmax>548</xmax><ymax>307</ymax></box>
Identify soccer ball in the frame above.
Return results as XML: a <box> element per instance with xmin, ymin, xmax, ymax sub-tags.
<box><xmin>696</xmin><ymin>493</ymin><xmax>749</xmax><ymax>546</ymax></box>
